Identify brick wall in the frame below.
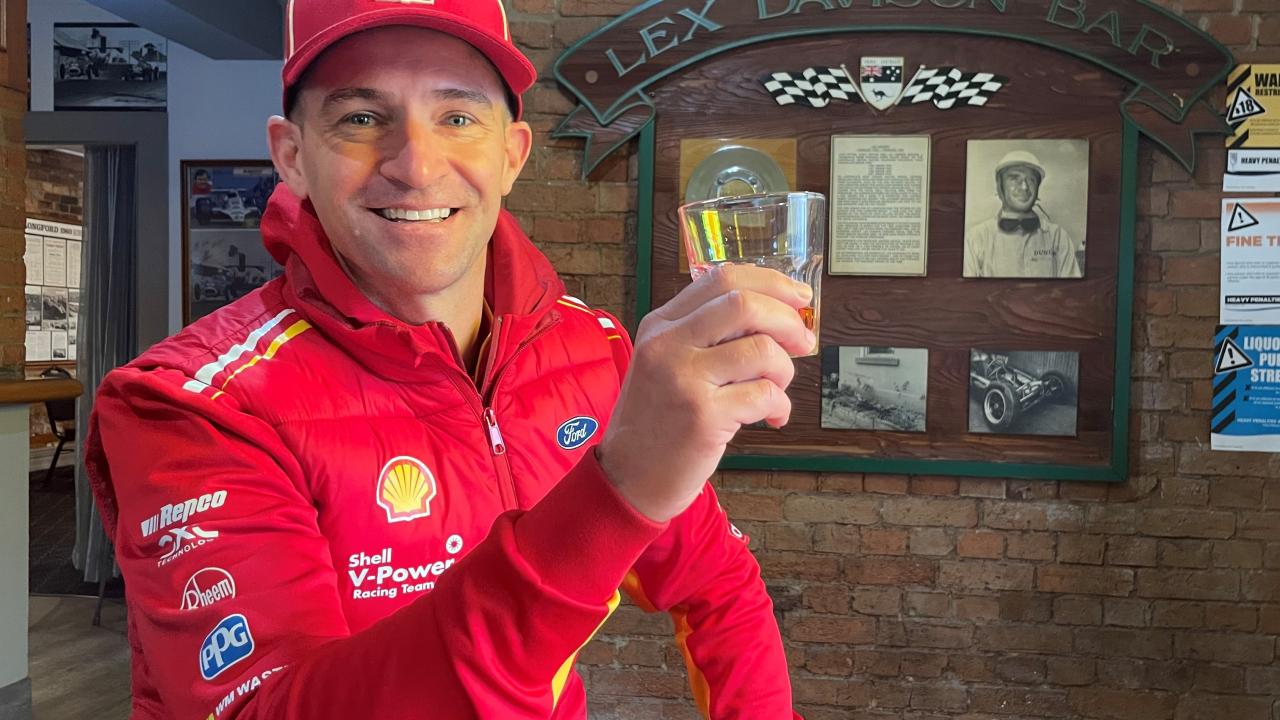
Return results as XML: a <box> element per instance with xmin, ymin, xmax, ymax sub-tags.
<box><xmin>0</xmin><ymin>88</ymin><xmax>27</xmax><ymax>380</ymax></box>
<box><xmin>504</xmin><ymin>3</ymin><xmax>1280</xmax><ymax>719</ymax></box>
<box><xmin>26</xmin><ymin>148</ymin><xmax>85</xmax><ymax>227</ymax></box>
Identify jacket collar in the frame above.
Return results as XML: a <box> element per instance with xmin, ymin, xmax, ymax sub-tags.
<box><xmin>260</xmin><ymin>184</ymin><xmax>566</xmax><ymax>379</ymax></box>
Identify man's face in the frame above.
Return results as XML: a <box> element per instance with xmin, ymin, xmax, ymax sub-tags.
<box><xmin>999</xmin><ymin>166</ymin><xmax>1040</xmax><ymax>214</ymax></box>
<box><xmin>998</xmin><ymin>165</ymin><xmax>1039</xmax><ymax>212</ymax></box>
<box><xmin>276</xmin><ymin>26</ymin><xmax>531</xmax><ymax>309</ymax></box>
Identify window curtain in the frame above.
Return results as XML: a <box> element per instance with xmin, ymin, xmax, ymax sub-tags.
<box><xmin>73</xmin><ymin>145</ymin><xmax>137</xmax><ymax>583</ymax></box>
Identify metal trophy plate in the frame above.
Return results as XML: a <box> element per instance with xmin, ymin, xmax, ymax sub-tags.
<box><xmin>684</xmin><ymin>145</ymin><xmax>790</xmax><ymax>204</ymax></box>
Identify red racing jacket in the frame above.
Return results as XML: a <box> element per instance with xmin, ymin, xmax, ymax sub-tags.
<box><xmin>85</xmin><ymin>186</ymin><xmax>799</xmax><ymax>720</ymax></box>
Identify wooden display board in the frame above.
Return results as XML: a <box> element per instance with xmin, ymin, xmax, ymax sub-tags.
<box><xmin>552</xmin><ymin>1</ymin><xmax>1234</xmax><ymax>481</ymax></box>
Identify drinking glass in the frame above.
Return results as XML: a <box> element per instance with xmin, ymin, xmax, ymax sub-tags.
<box><xmin>678</xmin><ymin>191</ymin><xmax>825</xmax><ymax>357</ymax></box>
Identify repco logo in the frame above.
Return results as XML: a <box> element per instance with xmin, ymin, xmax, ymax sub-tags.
<box><xmin>140</xmin><ymin>490</ymin><xmax>227</xmax><ymax>538</ymax></box>
<box><xmin>556</xmin><ymin>416</ymin><xmax>599</xmax><ymax>450</ymax></box>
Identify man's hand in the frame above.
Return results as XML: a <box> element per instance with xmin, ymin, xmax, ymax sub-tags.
<box><xmin>598</xmin><ymin>264</ymin><xmax>815</xmax><ymax>523</ymax></box>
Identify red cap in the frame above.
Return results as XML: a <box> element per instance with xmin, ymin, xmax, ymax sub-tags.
<box><xmin>282</xmin><ymin>0</ymin><xmax>536</xmax><ymax>118</ymax></box>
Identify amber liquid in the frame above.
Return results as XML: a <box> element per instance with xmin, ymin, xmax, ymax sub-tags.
<box><xmin>798</xmin><ymin>306</ymin><xmax>815</xmax><ymax>331</ymax></box>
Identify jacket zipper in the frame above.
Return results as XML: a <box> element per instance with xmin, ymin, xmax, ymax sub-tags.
<box><xmin>475</xmin><ymin>312</ymin><xmax>562</xmax><ymax>510</ymax></box>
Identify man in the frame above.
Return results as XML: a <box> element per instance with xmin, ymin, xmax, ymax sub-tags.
<box><xmin>84</xmin><ymin>1</ymin><xmax>810</xmax><ymax>719</ymax></box>
<box><xmin>963</xmin><ymin>150</ymin><xmax>1083</xmax><ymax>278</ymax></box>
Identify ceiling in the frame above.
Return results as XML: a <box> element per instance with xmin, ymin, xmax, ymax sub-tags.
<box><xmin>82</xmin><ymin>0</ymin><xmax>284</xmax><ymax>60</ymax></box>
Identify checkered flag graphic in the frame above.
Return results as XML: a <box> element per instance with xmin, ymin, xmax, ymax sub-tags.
<box><xmin>900</xmin><ymin>67</ymin><xmax>1008</xmax><ymax>109</ymax></box>
<box><xmin>762</xmin><ymin>67</ymin><xmax>861</xmax><ymax>108</ymax></box>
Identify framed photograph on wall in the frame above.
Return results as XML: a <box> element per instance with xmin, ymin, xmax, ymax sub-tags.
<box><xmin>53</xmin><ymin>23</ymin><xmax>167</xmax><ymax>111</ymax></box>
<box><xmin>181</xmin><ymin>161</ymin><xmax>283</xmax><ymax>324</ymax></box>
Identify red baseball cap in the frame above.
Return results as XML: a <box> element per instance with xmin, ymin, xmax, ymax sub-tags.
<box><xmin>281</xmin><ymin>0</ymin><xmax>536</xmax><ymax>118</ymax></box>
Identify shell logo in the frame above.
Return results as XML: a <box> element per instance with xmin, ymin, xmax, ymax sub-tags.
<box><xmin>376</xmin><ymin>456</ymin><xmax>438</xmax><ymax>523</ymax></box>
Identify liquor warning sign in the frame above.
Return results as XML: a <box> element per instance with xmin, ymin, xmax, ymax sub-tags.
<box><xmin>1212</xmin><ymin>326</ymin><xmax>1280</xmax><ymax>452</ymax></box>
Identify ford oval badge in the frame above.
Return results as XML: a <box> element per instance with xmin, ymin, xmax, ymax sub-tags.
<box><xmin>557</xmin><ymin>416</ymin><xmax>599</xmax><ymax>450</ymax></box>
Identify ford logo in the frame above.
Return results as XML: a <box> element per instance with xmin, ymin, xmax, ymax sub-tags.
<box><xmin>557</xmin><ymin>416</ymin><xmax>599</xmax><ymax>450</ymax></box>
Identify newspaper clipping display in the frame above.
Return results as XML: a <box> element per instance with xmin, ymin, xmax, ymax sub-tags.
<box><xmin>828</xmin><ymin>135</ymin><xmax>930</xmax><ymax>276</ymax></box>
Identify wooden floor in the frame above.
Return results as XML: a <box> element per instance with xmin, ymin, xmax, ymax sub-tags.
<box><xmin>28</xmin><ymin>595</ymin><xmax>131</xmax><ymax>720</ymax></box>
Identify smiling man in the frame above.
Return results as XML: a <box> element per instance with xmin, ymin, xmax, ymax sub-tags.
<box><xmin>85</xmin><ymin>1</ymin><xmax>807</xmax><ymax>719</ymax></box>
<box><xmin>963</xmin><ymin>150</ymin><xmax>1083</xmax><ymax>279</ymax></box>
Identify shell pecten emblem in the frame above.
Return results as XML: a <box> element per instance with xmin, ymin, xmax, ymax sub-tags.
<box><xmin>376</xmin><ymin>456</ymin><xmax>438</xmax><ymax>523</ymax></box>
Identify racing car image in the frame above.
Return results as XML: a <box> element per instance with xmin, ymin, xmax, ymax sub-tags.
<box><xmin>192</xmin><ymin>189</ymin><xmax>263</xmax><ymax>227</ymax></box>
<box><xmin>969</xmin><ymin>350</ymin><xmax>1075</xmax><ymax>432</ymax></box>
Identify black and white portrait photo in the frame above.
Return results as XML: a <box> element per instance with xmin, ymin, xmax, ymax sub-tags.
<box><xmin>969</xmin><ymin>349</ymin><xmax>1079</xmax><ymax>436</ymax></box>
<box><xmin>963</xmin><ymin>139</ymin><xmax>1088</xmax><ymax>279</ymax></box>
<box><xmin>54</xmin><ymin>23</ymin><xmax>167</xmax><ymax>110</ymax></box>
<box><xmin>821</xmin><ymin>346</ymin><xmax>928</xmax><ymax>432</ymax></box>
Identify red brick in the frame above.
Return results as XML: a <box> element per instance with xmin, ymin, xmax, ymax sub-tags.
<box><xmin>1242</xmin><ymin>571</ymin><xmax>1280</xmax><ymax>602</ymax></box>
<box><xmin>1038</xmin><ymin>565</ymin><xmax>1135</xmax><ymax>597</ymax></box>
<box><xmin>909</xmin><ymin>476</ymin><xmax>958</xmax><ymax>496</ymax></box>
<box><xmin>938</xmin><ymin>560</ymin><xmax>1034</xmax><ymax>591</ymax></box>
<box><xmin>1175</xmin><ymin>631</ymin><xmax>1275</xmax><ymax>664</ymax></box>
<box><xmin>1192</xmin><ymin>664</ymin><xmax>1245</xmax><ymax>694</ymax></box>
<box><xmin>770</xmin><ymin>471</ymin><xmax>818</xmax><ymax>491</ymax></box>
<box><xmin>764</xmin><ymin>522</ymin><xmax>812</xmax><ymax>551</ymax></box>
<box><xmin>1108</xmin><ymin>537</ymin><xmax>1159</xmax><ymax>566</ymax></box>
<box><xmin>1159</xmin><ymin>539</ymin><xmax>1213</xmax><ymax>568</ymax></box>
<box><xmin>1054</xmin><ymin>595</ymin><xmax>1103</xmax><ymax>625</ymax></box>
<box><xmin>717</xmin><ymin>491</ymin><xmax>783</xmax><ymax>521</ymax></box>
<box><xmin>818</xmin><ymin>473</ymin><xmax>862</xmax><ymax>493</ymax></box>
<box><xmin>1150</xmin><ymin>218</ymin><xmax>1202</xmax><ymax>252</ymax></box>
<box><xmin>1138</xmin><ymin>569</ymin><xmax>1239</xmax><ymax>600</ymax></box>
<box><xmin>864</xmin><ymin>474</ymin><xmax>909</xmax><ymax>494</ymax></box>
<box><xmin>958</xmin><ymin>478</ymin><xmax>1006</xmax><ymax>498</ymax></box>
<box><xmin>908</xmin><ymin>528</ymin><xmax>953</xmax><ymax>557</ymax></box>
<box><xmin>905</xmin><ymin>592</ymin><xmax>950</xmax><ymax>618</ymax></box>
<box><xmin>983</xmin><ymin>501</ymin><xmax>1051</xmax><ymax>530</ymax></box>
<box><xmin>1204</xmin><ymin>602</ymin><xmax>1257</xmax><ymax>632</ymax></box>
<box><xmin>1047</xmin><ymin>656</ymin><xmax>1096</xmax><ymax>686</ymax></box>
<box><xmin>1076</xmin><ymin>627</ymin><xmax>1172</xmax><ymax>659</ymax></box>
<box><xmin>1006</xmin><ymin>533</ymin><xmax>1055</xmax><ymax>561</ymax></box>
<box><xmin>994</xmin><ymin>655</ymin><xmax>1046</xmax><ymax>684</ymax></box>
<box><xmin>852</xmin><ymin>587</ymin><xmax>902</xmax><ymax>615</ymax></box>
<box><xmin>1103</xmin><ymin>598</ymin><xmax>1150</xmax><ymax>627</ymax></box>
<box><xmin>999</xmin><ymin>592</ymin><xmax>1052</xmax><ymax>622</ymax></box>
<box><xmin>1260</xmin><ymin>605</ymin><xmax>1280</xmax><ymax>633</ymax></box>
<box><xmin>909</xmin><ymin>684</ymin><xmax>968</xmax><ymax>711</ymax></box>
<box><xmin>957</xmin><ymin>530</ymin><xmax>1004</xmax><ymax>559</ymax></box>
<box><xmin>1173</xmin><ymin>695</ymin><xmax>1274</xmax><ymax>720</ymax></box>
<box><xmin>847</xmin><ymin>557</ymin><xmax>936</xmax><ymax>586</ymax></box>
<box><xmin>1153</xmin><ymin>601</ymin><xmax>1205</xmax><ymax>628</ymax></box>
<box><xmin>904</xmin><ymin>621</ymin><xmax>973</xmax><ymax>649</ymax></box>
<box><xmin>1239</xmin><ymin>511</ymin><xmax>1280</xmax><ymax>541</ymax></box>
<box><xmin>882</xmin><ymin>497</ymin><xmax>977</xmax><ymax>527</ymax></box>
<box><xmin>969</xmin><ymin>687</ymin><xmax>1070</xmax><ymax>717</ymax></box>
<box><xmin>1138</xmin><ymin>509</ymin><xmax>1235</xmax><ymax>539</ymax></box>
<box><xmin>1068</xmin><ymin>688</ymin><xmax>1177</xmax><ymax>720</ymax></box>
<box><xmin>1163</xmin><ymin>255</ymin><xmax>1219</xmax><ymax>284</ymax></box>
<box><xmin>1059</xmin><ymin>534</ymin><xmax>1107</xmax><ymax>564</ymax></box>
<box><xmin>783</xmin><ymin>494</ymin><xmax>879</xmax><ymax>524</ymax></box>
<box><xmin>861</xmin><ymin>528</ymin><xmax>909</xmax><ymax>556</ymax></box>
<box><xmin>953</xmin><ymin>595</ymin><xmax>1000</xmax><ymax>622</ymax></box>
<box><xmin>803</xmin><ymin>584</ymin><xmax>852</xmax><ymax>614</ymax></box>
<box><xmin>1203</xmin><ymin>13</ymin><xmax>1255</xmax><ymax>45</ymax></box>
<box><xmin>813</xmin><ymin>523</ymin><xmax>861</xmax><ymax>554</ymax></box>
<box><xmin>786</xmin><ymin>615</ymin><xmax>876</xmax><ymax>644</ymax></box>
<box><xmin>803</xmin><ymin>646</ymin><xmax>854</xmax><ymax>677</ymax></box>
<box><xmin>1212</xmin><ymin>540</ymin><xmax>1263</xmax><ymax>569</ymax></box>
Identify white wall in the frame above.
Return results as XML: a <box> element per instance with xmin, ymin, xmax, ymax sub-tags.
<box><xmin>28</xmin><ymin>0</ymin><xmax>282</xmax><ymax>334</ymax></box>
<box><xmin>164</xmin><ymin>47</ymin><xmax>281</xmax><ymax>332</ymax></box>
<box><xmin>0</xmin><ymin>406</ymin><xmax>30</xmax><ymax>695</ymax></box>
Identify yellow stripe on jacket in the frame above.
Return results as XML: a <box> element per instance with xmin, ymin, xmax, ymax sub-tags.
<box><xmin>550</xmin><ymin>589</ymin><xmax>623</xmax><ymax>709</ymax></box>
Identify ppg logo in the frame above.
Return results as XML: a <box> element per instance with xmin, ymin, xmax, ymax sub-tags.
<box><xmin>556</xmin><ymin>416</ymin><xmax>599</xmax><ymax>450</ymax></box>
<box><xmin>199</xmin><ymin>614</ymin><xmax>254</xmax><ymax>680</ymax></box>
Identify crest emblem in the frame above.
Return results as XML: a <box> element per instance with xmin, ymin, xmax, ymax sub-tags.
<box><xmin>376</xmin><ymin>456</ymin><xmax>438</xmax><ymax>523</ymax></box>
<box><xmin>859</xmin><ymin>56</ymin><xmax>905</xmax><ymax>110</ymax></box>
